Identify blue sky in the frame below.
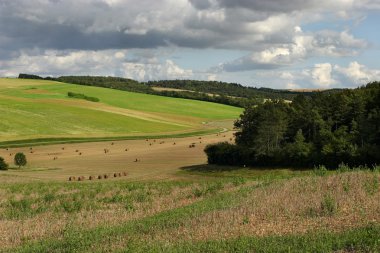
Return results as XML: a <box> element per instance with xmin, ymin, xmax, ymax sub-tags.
<box><xmin>0</xmin><ymin>0</ymin><xmax>379</xmax><ymax>89</ymax></box>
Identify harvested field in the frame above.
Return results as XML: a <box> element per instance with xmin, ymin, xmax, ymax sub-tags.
<box><xmin>0</xmin><ymin>132</ymin><xmax>235</xmax><ymax>181</ymax></box>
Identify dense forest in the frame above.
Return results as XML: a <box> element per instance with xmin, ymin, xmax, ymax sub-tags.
<box><xmin>19</xmin><ymin>74</ymin><xmax>339</xmax><ymax>107</ymax></box>
<box><xmin>146</xmin><ymin>80</ymin><xmax>321</xmax><ymax>100</ymax></box>
<box><xmin>205</xmin><ymin>82</ymin><xmax>380</xmax><ymax>169</ymax></box>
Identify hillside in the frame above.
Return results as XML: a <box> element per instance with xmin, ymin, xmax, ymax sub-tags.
<box><xmin>0</xmin><ymin>78</ymin><xmax>242</xmax><ymax>145</ymax></box>
<box><xmin>20</xmin><ymin>75</ymin><xmax>342</xmax><ymax>107</ymax></box>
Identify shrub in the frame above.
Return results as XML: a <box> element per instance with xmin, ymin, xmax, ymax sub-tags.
<box><xmin>0</xmin><ymin>157</ymin><xmax>8</xmax><ymax>170</ymax></box>
<box><xmin>67</xmin><ymin>91</ymin><xmax>99</xmax><ymax>102</ymax></box>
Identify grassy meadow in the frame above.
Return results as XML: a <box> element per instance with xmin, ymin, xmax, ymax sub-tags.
<box><xmin>0</xmin><ymin>167</ymin><xmax>379</xmax><ymax>252</ymax></box>
<box><xmin>0</xmin><ymin>78</ymin><xmax>242</xmax><ymax>144</ymax></box>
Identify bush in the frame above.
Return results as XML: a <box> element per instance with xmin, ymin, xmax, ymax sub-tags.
<box><xmin>67</xmin><ymin>92</ymin><xmax>99</xmax><ymax>102</ymax></box>
<box><xmin>204</xmin><ymin>142</ymin><xmax>251</xmax><ymax>166</ymax></box>
<box><xmin>0</xmin><ymin>157</ymin><xmax>8</xmax><ymax>170</ymax></box>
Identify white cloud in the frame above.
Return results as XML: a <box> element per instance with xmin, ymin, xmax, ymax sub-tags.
<box><xmin>0</xmin><ymin>50</ymin><xmax>192</xmax><ymax>81</ymax></box>
<box><xmin>335</xmin><ymin>61</ymin><xmax>380</xmax><ymax>85</ymax></box>
<box><xmin>0</xmin><ymin>0</ymin><xmax>378</xmax><ymax>88</ymax></box>
<box><xmin>310</xmin><ymin>63</ymin><xmax>337</xmax><ymax>88</ymax></box>
<box><xmin>216</xmin><ymin>28</ymin><xmax>365</xmax><ymax>72</ymax></box>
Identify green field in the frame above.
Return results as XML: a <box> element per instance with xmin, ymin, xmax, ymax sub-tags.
<box><xmin>0</xmin><ymin>78</ymin><xmax>242</xmax><ymax>144</ymax></box>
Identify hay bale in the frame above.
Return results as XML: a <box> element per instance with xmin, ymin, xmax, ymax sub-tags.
<box><xmin>78</xmin><ymin>176</ymin><xmax>85</xmax><ymax>181</ymax></box>
<box><xmin>89</xmin><ymin>176</ymin><xmax>94</xmax><ymax>180</ymax></box>
<box><xmin>104</xmin><ymin>174</ymin><xmax>109</xmax><ymax>179</ymax></box>
<box><xmin>118</xmin><ymin>172</ymin><xmax>122</xmax><ymax>177</ymax></box>
<box><xmin>122</xmin><ymin>172</ymin><xmax>127</xmax><ymax>176</ymax></box>
<box><xmin>98</xmin><ymin>175</ymin><xmax>103</xmax><ymax>179</ymax></box>
<box><xmin>114</xmin><ymin>173</ymin><xmax>118</xmax><ymax>177</ymax></box>
<box><xmin>69</xmin><ymin>176</ymin><xmax>76</xmax><ymax>181</ymax></box>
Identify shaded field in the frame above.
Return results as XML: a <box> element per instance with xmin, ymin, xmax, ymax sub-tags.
<box><xmin>0</xmin><ymin>78</ymin><xmax>242</xmax><ymax>143</ymax></box>
<box><xmin>0</xmin><ymin>169</ymin><xmax>378</xmax><ymax>252</ymax></box>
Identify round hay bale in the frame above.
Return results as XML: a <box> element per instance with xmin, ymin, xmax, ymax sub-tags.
<box><xmin>118</xmin><ymin>172</ymin><xmax>122</xmax><ymax>177</ymax></box>
<box><xmin>69</xmin><ymin>176</ymin><xmax>76</xmax><ymax>181</ymax></box>
<box><xmin>114</xmin><ymin>173</ymin><xmax>118</xmax><ymax>177</ymax></box>
<box><xmin>104</xmin><ymin>174</ymin><xmax>109</xmax><ymax>179</ymax></box>
<box><xmin>123</xmin><ymin>172</ymin><xmax>128</xmax><ymax>176</ymax></box>
<box><xmin>98</xmin><ymin>175</ymin><xmax>103</xmax><ymax>179</ymax></box>
<box><xmin>78</xmin><ymin>176</ymin><xmax>85</xmax><ymax>181</ymax></box>
<box><xmin>89</xmin><ymin>176</ymin><xmax>94</xmax><ymax>180</ymax></box>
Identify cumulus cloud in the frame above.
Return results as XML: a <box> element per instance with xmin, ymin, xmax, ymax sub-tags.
<box><xmin>216</xmin><ymin>29</ymin><xmax>366</xmax><ymax>72</ymax></box>
<box><xmin>335</xmin><ymin>61</ymin><xmax>380</xmax><ymax>85</ymax></box>
<box><xmin>0</xmin><ymin>50</ymin><xmax>193</xmax><ymax>81</ymax></box>
<box><xmin>0</xmin><ymin>0</ymin><xmax>378</xmax><ymax>86</ymax></box>
<box><xmin>310</xmin><ymin>63</ymin><xmax>337</xmax><ymax>88</ymax></box>
<box><xmin>251</xmin><ymin>61</ymin><xmax>380</xmax><ymax>89</ymax></box>
<box><xmin>0</xmin><ymin>0</ymin><xmax>373</xmax><ymax>53</ymax></box>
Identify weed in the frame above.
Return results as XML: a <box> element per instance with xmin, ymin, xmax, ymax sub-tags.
<box><xmin>342</xmin><ymin>180</ymin><xmax>350</xmax><ymax>192</ymax></box>
<box><xmin>43</xmin><ymin>193</ymin><xmax>55</xmax><ymax>203</ymax></box>
<box><xmin>363</xmin><ymin>175</ymin><xmax>379</xmax><ymax>196</ymax></box>
<box><xmin>321</xmin><ymin>194</ymin><xmax>337</xmax><ymax>216</ymax></box>
<box><xmin>232</xmin><ymin>176</ymin><xmax>246</xmax><ymax>186</ymax></box>
<box><xmin>337</xmin><ymin>162</ymin><xmax>351</xmax><ymax>173</ymax></box>
<box><xmin>313</xmin><ymin>165</ymin><xmax>328</xmax><ymax>176</ymax></box>
<box><xmin>60</xmin><ymin>200</ymin><xmax>83</xmax><ymax>213</ymax></box>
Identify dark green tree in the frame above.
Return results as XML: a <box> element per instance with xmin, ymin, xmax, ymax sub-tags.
<box><xmin>285</xmin><ymin>129</ymin><xmax>312</xmax><ymax>166</ymax></box>
<box><xmin>206</xmin><ymin>82</ymin><xmax>380</xmax><ymax>168</ymax></box>
<box><xmin>0</xmin><ymin>157</ymin><xmax>8</xmax><ymax>170</ymax></box>
<box><xmin>235</xmin><ymin>100</ymin><xmax>289</xmax><ymax>156</ymax></box>
<box><xmin>14</xmin><ymin>153</ymin><xmax>27</xmax><ymax>168</ymax></box>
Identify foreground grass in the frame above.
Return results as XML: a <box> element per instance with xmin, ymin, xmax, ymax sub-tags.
<box><xmin>133</xmin><ymin>225</ymin><xmax>380</xmax><ymax>253</ymax></box>
<box><xmin>1</xmin><ymin>169</ymin><xmax>379</xmax><ymax>252</ymax></box>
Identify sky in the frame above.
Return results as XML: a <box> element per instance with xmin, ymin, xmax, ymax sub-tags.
<box><xmin>0</xmin><ymin>0</ymin><xmax>379</xmax><ymax>89</ymax></box>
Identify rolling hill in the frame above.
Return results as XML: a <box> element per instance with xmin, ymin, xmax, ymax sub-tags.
<box><xmin>0</xmin><ymin>78</ymin><xmax>242</xmax><ymax>146</ymax></box>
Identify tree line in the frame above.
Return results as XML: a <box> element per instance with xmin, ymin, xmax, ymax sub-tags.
<box><xmin>205</xmin><ymin>82</ymin><xmax>380</xmax><ymax>169</ymax></box>
<box><xmin>19</xmin><ymin>74</ymin><xmax>339</xmax><ymax>108</ymax></box>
